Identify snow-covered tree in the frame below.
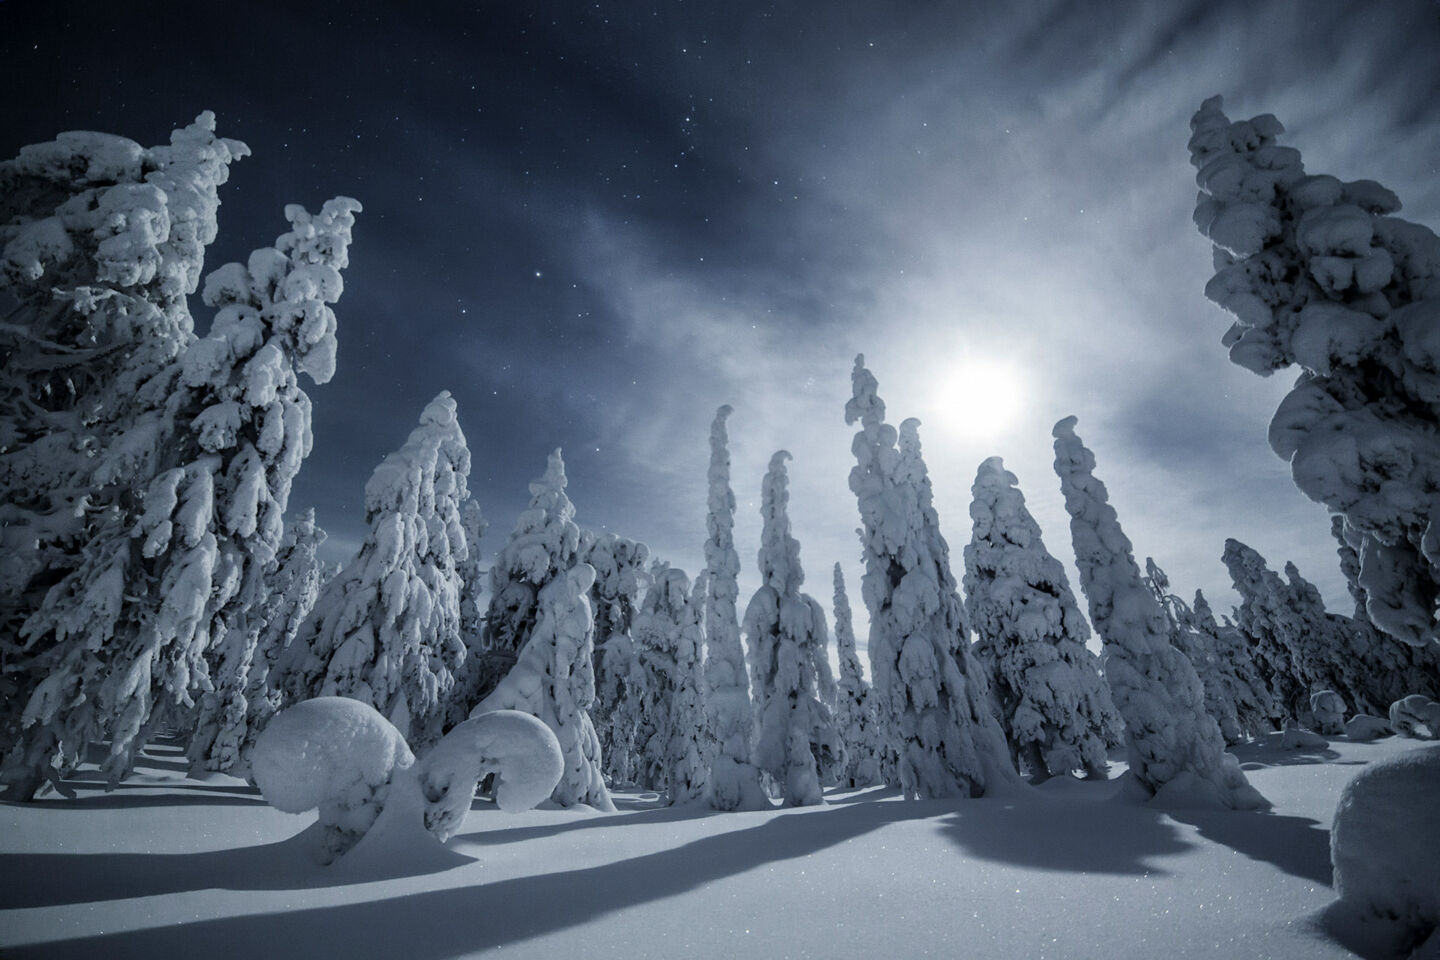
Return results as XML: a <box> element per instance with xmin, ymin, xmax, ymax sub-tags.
<box><xmin>1220</xmin><ymin>539</ymin><xmax>1313</xmax><ymax>723</ymax></box>
<box><xmin>1189</xmin><ymin>96</ymin><xmax>1440</xmax><ymax>650</ymax></box>
<box><xmin>832</xmin><ymin>563</ymin><xmax>881</xmax><ymax>788</ymax></box>
<box><xmin>468</xmin><ymin>450</ymin><xmax>611</xmax><ymax>810</ymax></box>
<box><xmin>743</xmin><ymin>452</ymin><xmax>844</xmax><ymax>806</ymax></box>
<box><xmin>450</xmin><ymin>449</ymin><xmax>582</xmax><ymax>721</ymax></box>
<box><xmin>1</xmin><ymin>129</ymin><xmax>360</xmax><ymax>799</ymax></box>
<box><xmin>582</xmin><ymin>532</ymin><xmax>650</xmax><ymax>786</ymax></box>
<box><xmin>456</xmin><ymin>498</ymin><xmax>488</xmax><ymax>647</ymax></box>
<box><xmin>845</xmin><ymin>357</ymin><xmax>1015</xmax><ymax>799</ymax></box>
<box><xmin>1143</xmin><ymin>559</ymin><xmax>1249</xmax><ymax>746</ymax></box>
<box><xmin>702</xmin><ymin>405</ymin><xmax>769</xmax><ymax>810</ymax></box>
<box><xmin>1053</xmin><ymin>417</ymin><xmax>1267</xmax><ymax>809</ymax></box>
<box><xmin>233</xmin><ymin>509</ymin><xmax>327</xmax><ymax>773</ymax></box>
<box><xmin>963</xmin><ymin>456</ymin><xmax>1121</xmax><ymax>780</ymax></box>
<box><xmin>280</xmin><ymin>392</ymin><xmax>470</xmax><ymax>750</ymax></box>
<box><xmin>472</xmin><ymin>559</ymin><xmax>613</xmax><ymax>811</ymax></box>
<box><xmin>1191</xmin><ymin>589</ymin><xmax>1278</xmax><ymax>739</ymax></box>
<box><xmin>632</xmin><ymin>564</ymin><xmax>710</xmax><ymax>803</ymax></box>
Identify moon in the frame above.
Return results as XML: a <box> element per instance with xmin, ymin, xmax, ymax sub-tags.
<box><xmin>932</xmin><ymin>357</ymin><xmax>1026</xmax><ymax>440</ymax></box>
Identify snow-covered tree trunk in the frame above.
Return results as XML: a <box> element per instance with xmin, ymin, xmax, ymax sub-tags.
<box><xmin>702</xmin><ymin>405</ymin><xmax>769</xmax><ymax>810</ymax></box>
<box><xmin>1189</xmin><ymin>96</ymin><xmax>1440</xmax><ymax>650</ymax></box>
<box><xmin>582</xmin><ymin>532</ymin><xmax>650</xmax><ymax>786</ymax></box>
<box><xmin>832</xmin><ymin>563</ymin><xmax>882</xmax><ymax>788</ymax></box>
<box><xmin>846</xmin><ymin>357</ymin><xmax>1016</xmax><ymax>799</ymax></box>
<box><xmin>743</xmin><ymin>452</ymin><xmax>844</xmax><ymax>806</ymax></box>
<box><xmin>963</xmin><ymin>456</ymin><xmax>1121</xmax><ymax>780</ymax></box>
<box><xmin>468</xmin><ymin>450</ymin><xmax>611</xmax><ymax>810</ymax></box>
<box><xmin>280</xmin><ymin>392</ymin><xmax>471</xmax><ymax>751</ymax></box>
<box><xmin>1053</xmin><ymin>416</ymin><xmax>1267</xmax><ymax>809</ymax></box>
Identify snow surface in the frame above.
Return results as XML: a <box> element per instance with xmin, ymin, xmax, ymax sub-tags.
<box><xmin>2</xmin><ymin>734</ymin><xmax>1430</xmax><ymax>959</ymax></box>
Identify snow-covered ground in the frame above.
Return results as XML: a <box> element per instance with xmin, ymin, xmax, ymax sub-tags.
<box><xmin>0</xmin><ymin>735</ymin><xmax>1427</xmax><ymax>959</ymax></box>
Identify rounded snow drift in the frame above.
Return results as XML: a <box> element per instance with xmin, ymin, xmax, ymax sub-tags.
<box><xmin>252</xmin><ymin>696</ymin><xmax>414</xmax><ymax>814</ymax></box>
<box><xmin>1331</xmin><ymin>745</ymin><xmax>1440</xmax><ymax>943</ymax></box>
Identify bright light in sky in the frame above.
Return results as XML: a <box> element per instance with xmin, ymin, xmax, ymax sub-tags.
<box><xmin>932</xmin><ymin>358</ymin><xmax>1027</xmax><ymax>439</ymax></box>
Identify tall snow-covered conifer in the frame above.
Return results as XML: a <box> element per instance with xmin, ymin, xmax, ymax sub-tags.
<box><xmin>583</xmin><ymin>532</ymin><xmax>650</xmax><ymax>786</ymax></box>
<box><xmin>1190</xmin><ymin>589</ymin><xmax>1277</xmax><ymax>739</ymax></box>
<box><xmin>1189</xmin><ymin>96</ymin><xmax>1440</xmax><ymax>649</ymax></box>
<box><xmin>470</xmin><ymin>450</ymin><xmax>612</xmax><ymax>810</ymax></box>
<box><xmin>743</xmin><ymin>452</ymin><xmax>843</xmax><ymax>806</ymax></box>
<box><xmin>1053</xmin><ymin>417</ymin><xmax>1267</xmax><ymax>809</ymax></box>
<box><xmin>963</xmin><ymin>457</ymin><xmax>1121</xmax><ymax>780</ymax></box>
<box><xmin>702</xmin><ymin>405</ymin><xmax>769</xmax><ymax>810</ymax></box>
<box><xmin>846</xmin><ymin>356</ymin><xmax>1015</xmax><ymax>799</ymax></box>
<box><xmin>832</xmin><ymin>563</ymin><xmax>881</xmax><ymax>788</ymax></box>
<box><xmin>1</xmin><ymin>132</ymin><xmax>360</xmax><ymax>797</ymax></box>
<box><xmin>281</xmin><ymin>393</ymin><xmax>470</xmax><ymax>750</ymax></box>
<box><xmin>633</xmin><ymin>565</ymin><xmax>710</xmax><ymax>803</ymax></box>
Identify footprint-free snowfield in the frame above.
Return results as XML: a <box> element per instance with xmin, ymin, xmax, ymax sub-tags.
<box><xmin>2</xmin><ymin>735</ymin><xmax>1425</xmax><ymax>960</ymax></box>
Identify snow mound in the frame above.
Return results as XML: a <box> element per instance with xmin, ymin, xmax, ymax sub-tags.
<box><xmin>252</xmin><ymin>696</ymin><xmax>414</xmax><ymax>815</ymax></box>
<box><xmin>1279</xmin><ymin>721</ymin><xmax>1330</xmax><ymax>750</ymax></box>
<box><xmin>1390</xmin><ymin>695</ymin><xmax>1440</xmax><ymax>739</ymax></box>
<box><xmin>420</xmin><ymin>709</ymin><xmax>564</xmax><ymax>837</ymax></box>
<box><xmin>1331</xmin><ymin>745</ymin><xmax>1440</xmax><ymax>947</ymax></box>
<box><xmin>1345</xmin><ymin>714</ymin><xmax>1393</xmax><ymax>742</ymax></box>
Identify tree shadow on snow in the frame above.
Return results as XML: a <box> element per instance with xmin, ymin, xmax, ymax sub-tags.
<box><xmin>933</xmin><ymin>792</ymin><xmax>1193</xmax><ymax>876</ymax></box>
<box><xmin>1166</xmin><ymin>807</ymin><xmax>1333</xmax><ymax>887</ymax></box>
<box><xmin>453</xmin><ymin>798</ymin><xmax>728</xmax><ymax>847</ymax></box>
<box><xmin>0</xmin><ymin>823</ymin><xmax>463</xmax><ymax>911</ymax></box>
<box><xmin>5</xmin><ymin>800</ymin><xmax>940</xmax><ymax>960</ymax></box>
<box><xmin>1228</xmin><ymin>738</ymin><xmax>1344</xmax><ymax>768</ymax></box>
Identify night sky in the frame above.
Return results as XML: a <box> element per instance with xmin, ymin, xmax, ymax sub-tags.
<box><xmin>5</xmin><ymin>1</ymin><xmax>1440</xmax><ymax>641</ymax></box>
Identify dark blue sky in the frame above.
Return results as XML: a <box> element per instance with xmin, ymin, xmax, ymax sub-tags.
<box><xmin>5</xmin><ymin>1</ymin><xmax>1439</xmax><ymax>638</ymax></box>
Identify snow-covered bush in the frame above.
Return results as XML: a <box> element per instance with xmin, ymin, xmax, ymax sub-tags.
<box><xmin>1</xmin><ymin>120</ymin><xmax>360</xmax><ymax>797</ymax></box>
<box><xmin>832</xmin><ymin>563</ymin><xmax>882</xmax><ymax>788</ymax></box>
<box><xmin>582</xmin><ymin>532</ymin><xmax>651</xmax><ymax>786</ymax></box>
<box><xmin>1191</xmin><ymin>589</ymin><xmax>1278</xmax><ymax>740</ymax></box>
<box><xmin>278</xmin><ymin>393</ymin><xmax>471</xmax><ymax>750</ymax></box>
<box><xmin>252</xmin><ymin>697</ymin><xmax>561</xmax><ymax>864</ymax></box>
<box><xmin>1331</xmin><ymin>745</ymin><xmax>1440</xmax><ymax>950</ymax></box>
<box><xmin>471</xmin><ymin>482</ymin><xmax>612</xmax><ymax>811</ymax></box>
<box><xmin>1310</xmin><ymin>690</ymin><xmax>1347</xmax><ymax>736</ymax></box>
<box><xmin>1221</xmin><ymin>539</ymin><xmax>1316</xmax><ymax>723</ymax></box>
<box><xmin>1278</xmin><ymin>721</ymin><xmax>1329</xmax><ymax>750</ymax></box>
<box><xmin>1053</xmin><ymin>416</ymin><xmax>1268</xmax><ymax>809</ymax></box>
<box><xmin>702</xmin><ymin>405</ymin><xmax>769</xmax><ymax>810</ymax></box>
<box><xmin>1389</xmin><ymin>695</ymin><xmax>1440</xmax><ymax>740</ymax></box>
<box><xmin>1345</xmin><ymin>714</ymin><xmax>1392</xmax><ymax>742</ymax></box>
<box><xmin>743</xmin><ymin>452</ymin><xmax>844</xmax><ymax>806</ymax></box>
<box><xmin>633</xmin><ymin>564</ymin><xmax>711</xmax><ymax>803</ymax></box>
<box><xmin>1189</xmin><ymin>96</ymin><xmax>1440</xmax><ymax>650</ymax></box>
<box><xmin>964</xmin><ymin>457</ymin><xmax>1122</xmax><ymax>780</ymax></box>
<box><xmin>846</xmin><ymin>357</ymin><xmax>1015</xmax><ymax>799</ymax></box>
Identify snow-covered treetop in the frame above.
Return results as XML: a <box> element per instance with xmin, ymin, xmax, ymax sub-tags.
<box><xmin>496</xmin><ymin>448</ymin><xmax>580</xmax><ymax>586</ymax></box>
<box><xmin>757</xmin><ymin>451</ymin><xmax>803</xmax><ymax>595</ymax></box>
<box><xmin>362</xmin><ymin>392</ymin><xmax>471</xmax><ymax>550</ymax></box>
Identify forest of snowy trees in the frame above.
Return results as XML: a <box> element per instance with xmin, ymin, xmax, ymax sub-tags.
<box><xmin>3</xmin><ymin>99</ymin><xmax>1440</xmax><ymax>948</ymax></box>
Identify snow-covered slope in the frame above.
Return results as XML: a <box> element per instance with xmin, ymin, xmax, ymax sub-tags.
<box><xmin>0</xmin><ymin>735</ymin><xmax>1426</xmax><ymax>959</ymax></box>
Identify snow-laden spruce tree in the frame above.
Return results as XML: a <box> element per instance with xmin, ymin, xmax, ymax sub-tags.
<box><xmin>1191</xmin><ymin>589</ymin><xmax>1278</xmax><ymax>739</ymax></box>
<box><xmin>0</xmin><ymin>114</ymin><xmax>247</xmax><ymax>652</ymax></box>
<box><xmin>845</xmin><ymin>357</ymin><xmax>1015</xmax><ymax>799</ymax></box>
<box><xmin>469</xmin><ymin>450</ymin><xmax>611</xmax><ymax>810</ymax></box>
<box><xmin>1053</xmin><ymin>417</ymin><xmax>1267</xmax><ymax>809</ymax></box>
<box><xmin>472</xmin><ymin>559</ymin><xmax>612</xmax><ymax>810</ymax></box>
<box><xmin>702</xmin><ymin>405</ymin><xmax>769</xmax><ymax>810</ymax></box>
<box><xmin>1143</xmin><ymin>559</ymin><xmax>1248</xmax><ymax>746</ymax></box>
<box><xmin>456</xmin><ymin>498</ymin><xmax>488</xmax><ymax>648</ymax></box>
<box><xmin>232</xmin><ymin>509</ymin><xmax>327</xmax><ymax>773</ymax></box>
<box><xmin>1189</xmin><ymin>96</ymin><xmax>1440</xmax><ymax>650</ymax></box>
<box><xmin>743</xmin><ymin>452</ymin><xmax>844</xmax><ymax>805</ymax></box>
<box><xmin>832</xmin><ymin>563</ymin><xmax>882</xmax><ymax>788</ymax></box>
<box><xmin>582</xmin><ymin>532</ymin><xmax>650</xmax><ymax>786</ymax></box>
<box><xmin>450</xmin><ymin>448</ymin><xmax>583</xmax><ymax>721</ymax></box>
<box><xmin>632</xmin><ymin>564</ymin><xmax>710</xmax><ymax>803</ymax></box>
<box><xmin>279</xmin><ymin>393</ymin><xmax>470</xmax><ymax>750</ymax></box>
<box><xmin>963</xmin><ymin>456</ymin><xmax>1122</xmax><ymax>780</ymax></box>
<box><xmin>1330</xmin><ymin>516</ymin><xmax>1440</xmax><ymax>709</ymax></box>
<box><xmin>2</xmin><ymin>162</ymin><xmax>360</xmax><ymax>798</ymax></box>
